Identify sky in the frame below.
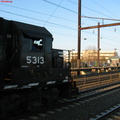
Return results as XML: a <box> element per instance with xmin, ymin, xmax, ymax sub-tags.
<box><xmin>0</xmin><ymin>0</ymin><xmax>120</xmax><ymax>55</ymax></box>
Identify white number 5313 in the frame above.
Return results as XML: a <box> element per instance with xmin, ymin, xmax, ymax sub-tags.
<box><xmin>26</xmin><ymin>56</ymin><xmax>44</xmax><ymax>64</ymax></box>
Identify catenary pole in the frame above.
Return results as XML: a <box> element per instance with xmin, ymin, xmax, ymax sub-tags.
<box><xmin>77</xmin><ymin>0</ymin><xmax>81</xmax><ymax>69</ymax></box>
<box><xmin>98</xmin><ymin>22</ymin><xmax>100</xmax><ymax>67</ymax></box>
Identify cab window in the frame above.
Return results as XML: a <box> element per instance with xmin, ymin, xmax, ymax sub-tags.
<box><xmin>32</xmin><ymin>39</ymin><xmax>43</xmax><ymax>51</ymax></box>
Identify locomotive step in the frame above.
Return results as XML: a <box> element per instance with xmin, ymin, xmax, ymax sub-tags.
<box><xmin>70</xmin><ymin>88</ymin><xmax>79</xmax><ymax>98</ymax></box>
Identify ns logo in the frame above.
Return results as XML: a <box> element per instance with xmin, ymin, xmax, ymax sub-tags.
<box><xmin>33</xmin><ymin>39</ymin><xmax>43</xmax><ymax>46</ymax></box>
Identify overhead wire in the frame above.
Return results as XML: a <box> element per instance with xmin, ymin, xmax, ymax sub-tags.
<box><xmin>82</xmin><ymin>5</ymin><xmax>113</xmax><ymax>19</ymax></box>
<box><xmin>42</xmin><ymin>0</ymin><xmax>77</xmax><ymax>14</ymax></box>
<box><xmin>43</xmin><ymin>0</ymin><xmax>64</xmax><ymax>26</ymax></box>
<box><xmin>82</xmin><ymin>27</ymin><xmax>120</xmax><ymax>50</ymax></box>
<box><xmin>66</xmin><ymin>0</ymin><xmax>105</xmax><ymax>18</ymax></box>
<box><xmin>1</xmin><ymin>0</ymin><xmax>115</xmax><ymax>27</ymax></box>
<box><xmin>0</xmin><ymin>9</ymin><xmax>77</xmax><ymax>31</ymax></box>
<box><xmin>0</xmin><ymin>3</ymin><xmax>77</xmax><ymax>23</ymax></box>
<box><xmin>1</xmin><ymin>1</ymin><xmax>119</xmax><ymax>28</ymax></box>
<box><xmin>66</xmin><ymin>0</ymin><xmax>117</xmax><ymax>22</ymax></box>
<box><xmin>114</xmin><ymin>0</ymin><xmax>120</xmax><ymax>5</ymax></box>
<box><xmin>92</xmin><ymin>0</ymin><xmax>120</xmax><ymax>19</ymax></box>
<box><xmin>81</xmin><ymin>16</ymin><xmax>120</xmax><ymax>21</ymax></box>
<box><xmin>66</xmin><ymin>0</ymin><xmax>77</xmax><ymax>5</ymax></box>
<box><xmin>112</xmin><ymin>0</ymin><xmax>120</xmax><ymax>7</ymax></box>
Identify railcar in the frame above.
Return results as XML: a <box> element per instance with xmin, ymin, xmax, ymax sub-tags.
<box><xmin>0</xmin><ymin>17</ymin><xmax>78</xmax><ymax>115</ymax></box>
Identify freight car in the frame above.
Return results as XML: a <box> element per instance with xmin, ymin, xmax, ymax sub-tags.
<box><xmin>0</xmin><ymin>17</ymin><xmax>78</xmax><ymax>116</ymax></box>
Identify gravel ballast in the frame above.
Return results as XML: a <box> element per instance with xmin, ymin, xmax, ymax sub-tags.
<box><xmin>36</xmin><ymin>88</ymin><xmax>120</xmax><ymax>120</ymax></box>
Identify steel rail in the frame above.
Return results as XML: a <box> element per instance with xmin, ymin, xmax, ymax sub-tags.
<box><xmin>92</xmin><ymin>104</ymin><xmax>120</xmax><ymax>120</ymax></box>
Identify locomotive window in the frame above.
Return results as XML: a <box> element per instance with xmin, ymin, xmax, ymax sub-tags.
<box><xmin>22</xmin><ymin>32</ymin><xmax>43</xmax><ymax>51</ymax></box>
<box><xmin>31</xmin><ymin>39</ymin><xmax>43</xmax><ymax>51</ymax></box>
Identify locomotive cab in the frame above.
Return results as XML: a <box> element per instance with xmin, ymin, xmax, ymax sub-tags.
<box><xmin>0</xmin><ymin>18</ymin><xmax>53</xmax><ymax>87</ymax></box>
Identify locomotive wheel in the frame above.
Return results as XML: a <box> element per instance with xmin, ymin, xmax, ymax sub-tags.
<box><xmin>0</xmin><ymin>95</ymin><xmax>15</xmax><ymax>116</ymax></box>
<box><xmin>17</xmin><ymin>101</ymin><xmax>28</xmax><ymax>113</ymax></box>
<box><xmin>0</xmin><ymin>94</ymin><xmax>29</xmax><ymax>117</ymax></box>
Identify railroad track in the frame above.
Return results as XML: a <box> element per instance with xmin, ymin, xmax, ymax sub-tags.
<box><xmin>90</xmin><ymin>104</ymin><xmax>120</xmax><ymax>120</ymax></box>
<box><xmin>9</xmin><ymin>82</ymin><xmax>120</xmax><ymax>120</ymax></box>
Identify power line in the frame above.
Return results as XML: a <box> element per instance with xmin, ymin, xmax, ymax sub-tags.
<box><xmin>112</xmin><ymin>0</ymin><xmax>120</xmax><ymax>8</ymax></box>
<box><xmin>1</xmin><ymin>1</ymin><xmax>119</xmax><ymax>27</ymax></box>
<box><xmin>65</xmin><ymin>0</ymin><xmax>120</xmax><ymax>23</ymax></box>
<box><xmin>82</xmin><ymin>31</ymin><xmax>120</xmax><ymax>50</ymax></box>
<box><xmin>81</xmin><ymin>16</ymin><xmax>120</xmax><ymax>21</ymax></box>
<box><xmin>114</xmin><ymin>0</ymin><xmax>120</xmax><ymax>5</ymax></box>
<box><xmin>82</xmin><ymin>5</ymin><xmax>113</xmax><ymax>19</ymax></box>
<box><xmin>66</xmin><ymin>0</ymin><xmax>99</xmax><ymax>23</ymax></box>
<box><xmin>81</xmin><ymin>27</ymin><xmax>120</xmax><ymax>48</ymax></box>
<box><xmin>92</xmin><ymin>0</ymin><xmax>120</xmax><ymax>19</ymax></box>
<box><xmin>0</xmin><ymin>9</ymin><xmax>77</xmax><ymax>31</ymax></box>
<box><xmin>43</xmin><ymin>0</ymin><xmax>64</xmax><ymax>26</ymax></box>
<box><xmin>42</xmin><ymin>0</ymin><xmax>77</xmax><ymax>14</ymax></box>
<box><xmin>67</xmin><ymin>0</ymin><xmax>77</xmax><ymax>5</ymax></box>
<box><xmin>0</xmin><ymin>3</ymin><xmax>77</xmax><ymax>23</ymax></box>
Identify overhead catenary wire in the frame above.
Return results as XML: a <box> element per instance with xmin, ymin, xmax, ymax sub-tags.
<box><xmin>67</xmin><ymin>0</ymin><xmax>77</xmax><ymax>5</ymax></box>
<box><xmin>1</xmin><ymin>1</ymin><xmax>116</xmax><ymax>25</ymax></box>
<box><xmin>82</xmin><ymin>31</ymin><xmax>120</xmax><ymax>51</ymax></box>
<box><xmin>1</xmin><ymin>1</ymin><xmax>119</xmax><ymax>27</ymax></box>
<box><xmin>43</xmin><ymin>0</ymin><xmax>64</xmax><ymax>26</ymax></box>
<box><xmin>42</xmin><ymin>0</ymin><xmax>77</xmax><ymax>14</ymax></box>
<box><xmin>67</xmin><ymin>0</ymin><xmax>120</xmax><ymax>23</ymax></box>
<box><xmin>116</xmin><ymin>0</ymin><xmax>120</xmax><ymax>4</ymax></box>
<box><xmin>112</xmin><ymin>0</ymin><xmax>120</xmax><ymax>7</ymax></box>
<box><xmin>81</xmin><ymin>16</ymin><xmax>120</xmax><ymax>21</ymax></box>
<box><xmin>65</xmin><ymin>0</ymin><xmax>112</xmax><ymax>23</ymax></box>
<box><xmin>92</xmin><ymin>0</ymin><xmax>120</xmax><ymax>19</ymax></box>
<box><xmin>0</xmin><ymin>9</ymin><xmax>77</xmax><ymax>31</ymax></box>
<box><xmin>82</xmin><ymin>5</ymin><xmax>114</xmax><ymax>19</ymax></box>
<box><xmin>0</xmin><ymin>3</ymin><xmax>77</xmax><ymax>23</ymax></box>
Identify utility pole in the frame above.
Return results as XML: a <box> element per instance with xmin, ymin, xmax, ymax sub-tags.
<box><xmin>98</xmin><ymin>22</ymin><xmax>100</xmax><ymax>67</ymax></box>
<box><xmin>80</xmin><ymin>22</ymin><xmax>120</xmax><ymax>67</ymax></box>
<box><xmin>77</xmin><ymin>0</ymin><xmax>81</xmax><ymax>68</ymax></box>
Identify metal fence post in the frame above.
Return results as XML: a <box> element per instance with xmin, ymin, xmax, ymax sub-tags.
<box><xmin>99</xmin><ymin>74</ymin><xmax>101</xmax><ymax>85</ymax></box>
<box><xmin>84</xmin><ymin>76</ymin><xmax>86</xmax><ymax>89</ymax></box>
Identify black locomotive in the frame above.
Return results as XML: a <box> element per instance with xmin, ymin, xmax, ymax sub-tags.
<box><xmin>0</xmin><ymin>17</ymin><xmax>78</xmax><ymax>116</ymax></box>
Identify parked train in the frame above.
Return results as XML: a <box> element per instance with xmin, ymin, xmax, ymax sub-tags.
<box><xmin>0</xmin><ymin>17</ymin><xmax>78</xmax><ymax>116</ymax></box>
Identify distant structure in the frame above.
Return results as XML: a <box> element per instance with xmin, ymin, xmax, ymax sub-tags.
<box><xmin>67</xmin><ymin>50</ymin><xmax>118</xmax><ymax>68</ymax></box>
<box><xmin>108</xmin><ymin>56</ymin><xmax>120</xmax><ymax>66</ymax></box>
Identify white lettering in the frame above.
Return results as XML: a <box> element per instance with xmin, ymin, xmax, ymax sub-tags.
<box><xmin>26</xmin><ymin>56</ymin><xmax>32</xmax><ymax>64</ymax></box>
<box><xmin>26</xmin><ymin>56</ymin><xmax>44</xmax><ymax>64</ymax></box>
<box><xmin>34</xmin><ymin>39</ymin><xmax>43</xmax><ymax>46</ymax></box>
